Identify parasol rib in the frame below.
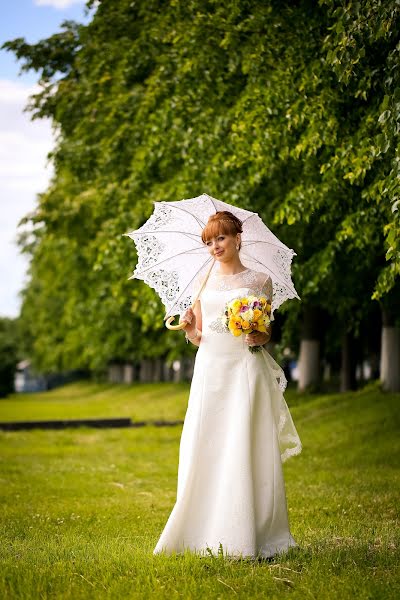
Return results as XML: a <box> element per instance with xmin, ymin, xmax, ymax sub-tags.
<box><xmin>126</xmin><ymin>230</ymin><xmax>202</xmax><ymax>240</ymax></box>
<box><xmin>241</xmin><ymin>239</ymin><xmax>296</xmax><ymax>251</ymax></box>
<box><xmin>160</xmin><ymin>201</ymin><xmax>208</xmax><ymax>228</ymax></box>
<box><xmin>132</xmin><ymin>246</ymin><xmax>209</xmax><ymax>276</ymax></box>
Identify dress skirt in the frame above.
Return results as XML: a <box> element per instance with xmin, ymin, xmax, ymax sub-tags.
<box><xmin>153</xmin><ymin>326</ymin><xmax>300</xmax><ymax>558</ymax></box>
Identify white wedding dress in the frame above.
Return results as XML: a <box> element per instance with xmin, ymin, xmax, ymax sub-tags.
<box><xmin>153</xmin><ymin>267</ymin><xmax>302</xmax><ymax>559</ymax></box>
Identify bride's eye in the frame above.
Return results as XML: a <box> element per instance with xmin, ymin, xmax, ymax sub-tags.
<box><xmin>218</xmin><ymin>236</ymin><xmax>225</xmax><ymax>241</ymax></box>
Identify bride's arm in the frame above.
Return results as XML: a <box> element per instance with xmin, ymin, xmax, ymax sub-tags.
<box><xmin>179</xmin><ymin>298</ymin><xmax>203</xmax><ymax>346</ymax></box>
<box><xmin>187</xmin><ymin>299</ymin><xmax>202</xmax><ymax>346</ymax></box>
<box><xmin>193</xmin><ymin>298</ymin><xmax>202</xmax><ymax>332</ymax></box>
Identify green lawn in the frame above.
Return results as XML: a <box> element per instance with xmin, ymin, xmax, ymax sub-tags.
<box><xmin>0</xmin><ymin>381</ymin><xmax>399</xmax><ymax>599</ymax></box>
<box><xmin>0</xmin><ymin>381</ymin><xmax>190</xmax><ymax>422</ymax></box>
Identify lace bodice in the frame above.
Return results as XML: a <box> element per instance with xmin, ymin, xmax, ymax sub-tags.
<box><xmin>192</xmin><ymin>267</ymin><xmax>273</xmax><ymax>319</ymax></box>
<box><xmin>197</xmin><ymin>267</ymin><xmax>272</xmax><ymax>297</ymax></box>
<box><xmin>192</xmin><ymin>268</ymin><xmax>274</xmax><ymax>331</ymax></box>
<box><xmin>189</xmin><ymin>267</ymin><xmax>274</xmax><ymax>357</ymax></box>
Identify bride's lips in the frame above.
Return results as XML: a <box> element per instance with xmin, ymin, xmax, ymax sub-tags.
<box><xmin>215</xmin><ymin>251</ymin><xmax>224</xmax><ymax>256</ymax></box>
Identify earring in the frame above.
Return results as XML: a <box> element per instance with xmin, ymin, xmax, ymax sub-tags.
<box><xmin>236</xmin><ymin>245</ymin><xmax>239</xmax><ymax>250</ymax></box>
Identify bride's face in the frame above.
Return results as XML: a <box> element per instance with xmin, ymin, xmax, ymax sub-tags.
<box><xmin>205</xmin><ymin>232</ymin><xmax>240</xmax><ymax>262</ymax></box>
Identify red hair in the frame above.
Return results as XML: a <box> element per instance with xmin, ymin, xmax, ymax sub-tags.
<box><xmin>201</xmin><ymin>211</ymin><xmax>243</xmax><ymax>249</ymax></box>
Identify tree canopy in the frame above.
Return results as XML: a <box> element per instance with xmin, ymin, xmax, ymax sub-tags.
<box><xmin>4</xmin><ymin>0</ymin><xmax>400</xmax><ymax>373</ymax></box>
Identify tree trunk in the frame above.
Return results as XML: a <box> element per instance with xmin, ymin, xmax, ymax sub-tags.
<box><xmin>172</xmin><ymin>360</ymin><xmax>182</xmax><ymax>382</ymax></box>
<box><xmin>380</xmin><ymin>308</ymin><xmax>400</xmax><ymax>392</ymax></box>
<box><xmin>181</xmin><ymin>356</ymin><xmax>195</xmax><ymax>381</ymax></box>
<box><xmin>139</xmin><ymin>359</ymin><xmax>153</xmax><ymax>383</ymax></box>
<box><xmin>340</xmin><ymin>332</ymin><xmax>357</xmax><ymax>392</ymax></box>
<box><xmin>123</xmin><ymin>364</ymin><xmax>134</xmax><ymax>384</ymax></box>
<box><xmin>163</xmin><ymin>362</ymin><xmax>174</xmax><ymax>381</ymax></box>
<box><xmin>108</xmin><ymin>363</ymin><xmax>124</xmax><ymax>383</ymax></box>
<box><xmin>322</xmin><ymin>360</ymin><xmax>331</xmax><ymax>382</ymax></box>
<box><xmin>152</xmin><ymin>359</ymin><xmax>164</xmax><ymax>382</ymax></box>
<box><xmin>298</xmin><ymin>306</ymin><xmax>321</xmax><ymax>392</ymax></box>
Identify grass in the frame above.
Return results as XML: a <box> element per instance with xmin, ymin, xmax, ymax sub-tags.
<box><xmin>0</xmin><ymin>380</ymin><xmax>399</xmax><ymax>599</ymax></box>
<box><xmin>0</xmin><ymin>381</ymin><xmax>189</xmax><ymax>422</ymax></box>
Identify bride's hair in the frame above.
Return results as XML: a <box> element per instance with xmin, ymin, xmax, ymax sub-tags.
<box><xmin>201</xmin><ymin>211</ymin><xmax>243</xmax><ymax>250</ymax></box>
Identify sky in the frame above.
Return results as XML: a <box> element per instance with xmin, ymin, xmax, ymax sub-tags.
<box><xmin>0</xmin><ymin>0</ymin><xmax>92</xmax><ymax>318</ymax></box>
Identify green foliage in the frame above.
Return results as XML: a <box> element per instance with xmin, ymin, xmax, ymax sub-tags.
<box><xmin>319</xmin><ymin>0</ymin><xmax>400</xmax><ymax>300</ymax></box>
<box><xmin>3</xmin><ymin>0</ymin><xmax>400</xmax><ymax>370</ymax></box>
<box><xmin>0</xmin><ymin>318</ymin><xmax>20</xmax><ymax>397</ymax></box>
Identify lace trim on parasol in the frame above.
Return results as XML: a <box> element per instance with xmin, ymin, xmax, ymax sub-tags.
<box><xmin>270</xmin><ymin>249</ymin><xmax>297</xmax><ymax>316</ymax></box>
<box><xmin>138</xmin><ymin>268</ymin><xmax>192</xmax><ymax>316</ymax></box>
<box><xmin>138</xmin><ymin>204</ymin><xmax>174</xmax><ymax>232</ymax></box>
<box><xmin>133</xmin><ymin>235</ymin><xmax>166</xmax><ymax>273</ymax></box>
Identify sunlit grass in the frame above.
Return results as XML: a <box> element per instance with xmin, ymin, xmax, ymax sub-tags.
<box><xmin>0</xmin><ymin>381</ymin><xmax>399</xmax><ymax>599</ymax></box>
<box><xmin>0</xmin><ymin>381</ymin><xmax>189</xmax><ymax>422</ymax></box>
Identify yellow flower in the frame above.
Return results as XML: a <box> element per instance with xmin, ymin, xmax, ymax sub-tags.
<box><xmin>253</xmin><ymin>308</ymin><xmax>262</xmax><ymax>320</ymax></box>
<box><xmin>256</xmin><ymin>319</ymin><xmax>267</xmax><ymax>332</ymax></box>
<box><xmin>228</xmin><ymin>317</ymin><xmax>242</xmax><ymax>336</ymax></box>
<box><xmin>242</xmin><ymin>320</ymin><xmax>250</xmax><ymax>329</ymax></box>
<box><xmin>232</xmin><ymin>327</ymin><xmax>243</xmax><ymax>337</ymax></box>
<box><xmin>229</xmin><ymin>299</ymin><xmax>242</xmax><ymax>316</ymax></box>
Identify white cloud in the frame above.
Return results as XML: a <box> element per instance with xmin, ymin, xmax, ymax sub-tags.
<box><xmin>34</xmin><ymin>0</ymin><xmax>85</xmax><ymax>9</ymax></box>
<box><xmin>0</xmin><ymin>79</ymin><xmax>54</xmax><ymax>317</ymax></box>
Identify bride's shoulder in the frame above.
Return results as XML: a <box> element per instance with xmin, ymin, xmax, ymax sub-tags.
<box><xmin>247</xmin><ymin>268</ymin><xmax>271</xmax><ymax>283</ymax></box>
<box><xmin>246</xmin><ymin>269</ymin><xmax>272</xmax><ymax>297</ymax></box>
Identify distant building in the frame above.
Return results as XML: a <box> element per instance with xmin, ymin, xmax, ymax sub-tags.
<box><xmin>14</xmin><ymin>361</ymin><xmax>87</xmax><ymax>393</ymax></box>
<box><xmin>14</xmin><ymin>360</ymin><xmax>47</xmax><ymax>393</ymax></box>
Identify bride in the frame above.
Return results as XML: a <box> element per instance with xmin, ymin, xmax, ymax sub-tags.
<box><xmin>153</xmin><ymin>210</ymin><xmax>302</xmax><ymax>559</ymax></box>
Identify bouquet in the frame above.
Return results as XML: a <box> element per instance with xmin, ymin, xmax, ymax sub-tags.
<box><xmin>221</xmin><ymin>295</ymin><xmax>271</xmax><ymax>353</ymax></box>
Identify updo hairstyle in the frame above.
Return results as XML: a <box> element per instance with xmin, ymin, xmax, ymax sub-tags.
<box><xmin>201</xmin><ymin>211</ymin><xmax>243</xmax><ymax>251</ymax></box>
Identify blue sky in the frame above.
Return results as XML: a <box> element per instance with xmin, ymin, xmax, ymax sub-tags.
<box><xmin>1</xmin><ymin>0</ymin><xmax>92</xmax><ymax>81</ymax></box>
<box><xmin>1</xmin><ymin>0</ymin><xmax>92</xmax><ymax>317</ymax></box>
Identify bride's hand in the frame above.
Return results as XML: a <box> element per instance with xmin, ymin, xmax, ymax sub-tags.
<box><xmin>179</xmin><ymin>308</ymin><xmax>196</xmax><ymax>333</ymax></box>
<box><xmin>245</xmin><ymin>329</ymin><xmax>271</xmax><ymax>347</ymax></box>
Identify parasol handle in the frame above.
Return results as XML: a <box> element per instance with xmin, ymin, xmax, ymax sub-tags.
<box><xmin>165</xmin><ymin>259</ymin><xmax>216</xmax><ymax>330</ymax></box>
<box><xmin>164</xmin><ymin>317</ymin><xmax>190</xmax><ymax>331</ymax></box>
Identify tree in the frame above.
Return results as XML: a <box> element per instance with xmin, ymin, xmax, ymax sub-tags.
<box><xmin>0</xmin><ymin>318</ymin><xmax>20</xmax><ymax>397</ymax></box>
<box><xmin>4</xmin><ymin>0</ymin><xmax>399</xmax><ymax>387</ymax></box>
